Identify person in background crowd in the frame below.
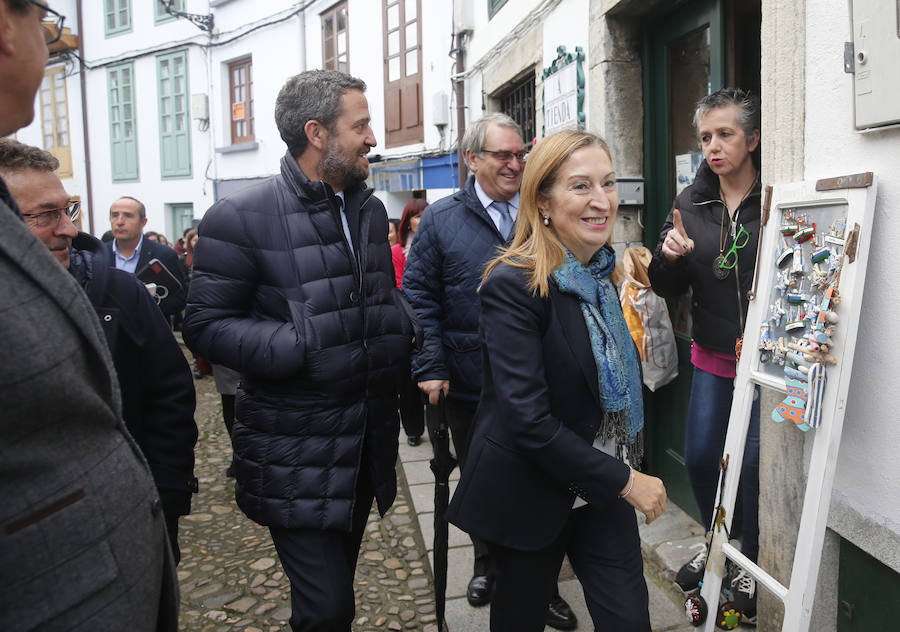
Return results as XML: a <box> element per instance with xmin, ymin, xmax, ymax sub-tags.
<box><xmin>146</xmin><ymin>230</ymin><xmax>161</xmax><ymax>242</ymax></box>
<box><xmin>393</xmin><ymin>200</ymin><xmax>427</xmax><ymax>446</ymax></box>
<box><xmin>398</xmin><ymin>197</ymin><xmax>427</xmax><ymax>256</ymax></box>
<box><xmin>181</xmin><ymin>228</ymin><xmax>211</xmax><ymax>379</ymax></box>
<box><xmin>0</xmin><ymin>138</ymin><xmax>199</xmax><ymax>565</ymax></box>
<box><xmin>183</xmin><ymin>69</ymin><xmax>419</xmax><ymax>631</ymax></box>
<box><xmin>403</xmin><ymin>113</ymin><xmax>576</xmax><ymax>629</ymax></box>
<box><xmin>648</xmin><ymin>88</ymin><xmax>761</xmax><ymax>624</ymax></box>
<box><xmin>158</xmin><ymin>233</ymin><xmax>171</xmax><ymax>247</ymax></box>
<box><xmin>448</xmin><ymin>130</ymin><xmax>667</xmax><ymax>631</ymax></box>
<box><xmin>388</xmin><ymin>218</ymin><xmax>399</xmax><ymax>246</ymax></box>
<box><xmin>174</xmin><ymin>225</ymin><xmax>192</xmax><ymax>257</ymax></box>
<box><xmin>212</xmin><ymin>363</ymin><xmax>241</xmax><ymax>478</ymax></box>
<box><xmin>0</xmin><ymin>2</ymin><xmax>178</xmax><ymax>628</ymax></box>
<box><xmin>107</xmin><ymin>196</ymin><xmax>187</xmax><ymax>320</ymax></box>
<box><xmin>101</xmin><ymin>229</ymin><xmax>114</xmax><ymax>242</ymax></box>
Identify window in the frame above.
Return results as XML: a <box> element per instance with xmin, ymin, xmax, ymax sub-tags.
<box><xmin>105</xmin><ymin>0</ymin><xmax>132</xmax><ymax>36</ymax></box>
<box><xmin>40</xmin><ymin>68</ymin><xmax>72</xmax><ymax>177</ymax></box>
<box><xmin>228</xmin><ymin>57</ymin><xmax>254</xmax><ymax>144</ymax></box>
<box><xmin>155</xmin><ymin>0</ymin><xmax>184</xmax><ymax>24</ymax></box>
<box><xmin>383</xmin><ymin>0</ymin><xmax>422</xmax><ymax>147</ymax></box>
<box><xmin>157</xmin><ymin>50</ymin><xmax>192</xmax><ymax>178</ymax></box>
<box><xmin>499</xmin><ymin>72</ymin><xmax>536</xmax><ymax>145</ymax></box>
<box><xmin>488</xmin><ymin>0</ymin><xmax>509</xmax><ymax>19</ymax></box>
<box><xmin>322</xmin><ymin>2</ymin><xmax>349</xmax><ymax>73</ymax></box>
<box><xmin>107</xmin><ymin>63</ymin><xmax>139</xmax><ymax>182</ymax></box>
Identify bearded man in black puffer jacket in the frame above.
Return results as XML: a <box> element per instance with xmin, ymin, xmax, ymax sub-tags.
<box><xmin>183</xmin><ymin>70</ymin><xmax>419</xmax><ymax>632</ymax></box>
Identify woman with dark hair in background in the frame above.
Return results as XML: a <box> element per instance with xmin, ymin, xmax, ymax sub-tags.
<box><xmin>448</xmin><ymin>130</ymin><xmax>666</xmax><ymax>631</ymax></box>
<box><xmin>648</xmin><ymin>88</ymin><xmax>761</xmax><ymax>624</ymax></box>
<box><xmin>394</xmin><ymin>199</ymin><xmax>427</xmax><ymax>445</ymax></box>
<box><xmin>398</xmin><ymin>197</ymin><xmax>427</xmax><ymax>256</ymax></box>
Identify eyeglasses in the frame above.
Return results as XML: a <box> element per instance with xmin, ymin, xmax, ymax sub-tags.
<box><xmin>23</xmin><ymin>200</ymin><xmax>80</xmax><ymax>229</ymax></box>
<box><xmin>480</xmin><ymin>149</ymin><xmax>528</xmax><ymax>164</ymax></box>
<box><xmin>29</xmin><ymin>1</ymin><xmax>65</xmax><ymax>45</ymax></box>
<box><xmin>719</xmin><ymin>225</ymin><xmax>750</xmax><ymax>270</ymax></box>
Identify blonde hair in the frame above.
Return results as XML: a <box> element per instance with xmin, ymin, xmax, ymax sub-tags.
<box><xmin>483</xmin><ymin>130</ymin><xmax>621</xmax><ymax>297</ymax></box>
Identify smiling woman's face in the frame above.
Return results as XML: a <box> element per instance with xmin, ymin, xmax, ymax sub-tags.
<box><xmin>540</xmin><ymin>145</ymin><xmax>618</xmax><ymax>265</ymax></box>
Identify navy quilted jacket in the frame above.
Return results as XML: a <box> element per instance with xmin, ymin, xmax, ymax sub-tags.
<box><xmin>403</xmin><ymin>176</ymin><xmax>507</xmax><ymax>403</ymax></box>
<box><xmin>183</xmin><ymin>152</ymin><xmax>418</xmax><ymax>531</ymax></box>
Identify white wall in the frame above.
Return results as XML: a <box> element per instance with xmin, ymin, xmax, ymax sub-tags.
<box><xmin>805</xmin><ymin>0</ymin><xmax>900</xmax><ymax>540</ymax></box>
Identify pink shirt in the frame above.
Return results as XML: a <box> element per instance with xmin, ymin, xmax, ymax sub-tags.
<box><xmin>691</xmin><ymin>341</ymin><xmax>737</xmax><ymax>379</ymax></box>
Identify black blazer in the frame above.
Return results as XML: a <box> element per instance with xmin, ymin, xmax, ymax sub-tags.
<box><xmin>105</xmin><ymin>237</ymin><xmax>187</xmax><ymax>317</ymax></box>
<box><xmin>447</xmin><ymin>262</ymin><xmax>632</xmax><ymax>552</ymax></box>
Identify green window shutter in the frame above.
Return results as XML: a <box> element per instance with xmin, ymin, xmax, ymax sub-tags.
<box><xmin>107</xmin><ymin>63</ymin><xmax>139</xmax><ymax>182</ymax></box>
<box><xmin>157</xmin><ymin>51</ymin><xmax>192</xmax><ymax>178</ymax></box>
<box><xmin>155</xmin><ymin>0</ymin><xmax>183</xmax><ymax>25</ymax></box>
<box><xmin>488</xmin><ymin>0</ymin><xmax>508</xmax><ymax>19</ymax></box>
<box><xmin>105</xmin><ymin>0</ymin><xmax>132</xmax><ymax>36</ymax></box>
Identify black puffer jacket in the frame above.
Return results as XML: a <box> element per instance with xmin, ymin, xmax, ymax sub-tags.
<box><xmin>648</xmin><ymin>161</ymin><xmax>761</xmax><ymax>354</ymax></box>
<box><xmin>70</xmin><ymin>232</ymin><xmax>198</xmax><ymax>519</ymax></box>
<box><xmin>183</xmin><ymin>152</ymin><xmax>418</xmax><ymax>531</ymax></box>
<box><xmin>402</xmin><ymin>176</ymin><xmax>507</xmax><ymax>402</ymax></box>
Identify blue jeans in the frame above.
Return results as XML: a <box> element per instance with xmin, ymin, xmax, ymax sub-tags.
<box><xmin>684</xmin><ymin>366</ymin><xmax>760</xmax><ymax>562</ymax></box>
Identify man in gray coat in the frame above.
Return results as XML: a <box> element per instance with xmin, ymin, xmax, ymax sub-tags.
<box><xmin>0</xmin><ymin>2</ymin><xmax>178</xmax><ymax>629</ymax></box>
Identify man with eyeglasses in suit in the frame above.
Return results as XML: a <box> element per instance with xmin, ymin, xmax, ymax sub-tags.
<box><xmin>0</xmin><ymin>3</ymin><xmax>179</xmax><ymax>630</ymax></box>
<box><xmin>0</xmin><ymin>137</ymin><xmax>199</xmax><ymax>568</ymax></box>
<box><xmin>402</xmin><ymin>113</ymin><xmax>577</xmax><ymax>630</ymax></box>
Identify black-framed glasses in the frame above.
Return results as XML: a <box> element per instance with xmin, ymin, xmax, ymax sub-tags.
<box><xmin>23</xmin><ymin>200</ymin><xmax>80</xmax><ymax>228</ymax></box>
<box><xmin>719</xmin><ymin>225</ymin><xmax>750</xmax><ymax>270</ymax></box>
<box><xmin>480</xmin><ymin>149</ymin><xmax>528</xmax><ymax>164</ymax></box>
<box><xmin>29</xmin><ymin>1</ymin><xmax>65</xmax><ymax>45</ymax></box>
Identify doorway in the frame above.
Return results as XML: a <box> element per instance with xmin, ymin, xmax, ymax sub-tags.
<box><xmin>641</xmin><ymin>0</ymin><xmax>761</xmax><ymax>520</ymax></box>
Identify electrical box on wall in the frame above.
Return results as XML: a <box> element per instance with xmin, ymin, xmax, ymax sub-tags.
<box><xmin>850</xmin><ymin>0</ymin><xmax>900</xmax><ymax>129</ymax></box>
<box><xmin>191</xmin><ymin>93</ymin><xmax>209</xmax><ymax>122</ymax></box>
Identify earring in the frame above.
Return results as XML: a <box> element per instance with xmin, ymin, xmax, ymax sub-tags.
<box><xmin>542</xmin><ymin>214</ymin><xmax>550</xmax><ymax>226</ymax></box>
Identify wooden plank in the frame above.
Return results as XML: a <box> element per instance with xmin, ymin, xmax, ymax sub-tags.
<box><xmin>815</xmin><ymin>172</ymin><xmax>873</xmax><ymax>191</ymax></box>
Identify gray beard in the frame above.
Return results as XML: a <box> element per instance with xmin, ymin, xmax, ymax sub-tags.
<box><xmin>321</xmin><ymin>142</ymin><xmax>368</xmax><ymax>191</ymax></box>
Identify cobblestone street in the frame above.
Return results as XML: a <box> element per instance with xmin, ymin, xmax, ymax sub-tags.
<box><xmin>177</xmin><ymin>372</ymin><xmax>439</xmax><ymax>632</ymax></box>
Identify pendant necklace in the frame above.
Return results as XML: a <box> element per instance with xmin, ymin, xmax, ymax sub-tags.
<box><xmin>712</xmin><ymin>171</ymin><xmax>758</xmax><ymax>280</ymax></box>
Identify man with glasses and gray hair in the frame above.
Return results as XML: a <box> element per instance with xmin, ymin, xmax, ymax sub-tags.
<box><xmin>0</xmin><ymin>3</ymin><xmax>179</xmax><ymax>629</ymax></box>
<box><xmin>403</xmin><ymin>113</ymin><xmax>576</xmax><ymax>629</ymax></box>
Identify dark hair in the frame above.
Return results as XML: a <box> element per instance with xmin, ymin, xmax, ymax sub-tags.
<box><xmin>275</xmin><ymin>70</ymin><xmax>367</xmax><ymax>158</ymax></box>
<box><xmin>111</xmin><ymin>196</ymin><xmax>146</xmax><ymax>219</ymax></box>
<box><xmin>0</xmin><ymin>138</ymin><xmax>60</xmax><ymax>172</ymax></box>
<box><xmin>398</xmin><ymin>198</ymin><xmax>428</xmax><ymax>246</ymax></box>
<box><xmin>8</xmin><ymin>0</ymin><xmax>32</xmax><ymax>14</ymax></box>
<box><xmin>100</xmin><ymin>230</ymin><xmax>115</xmax><ymax>243</ymax></box>
<box><xmin>694</xmin><ymin>88</ymin><xmax>761</xmax><ymax>168</ymax></box>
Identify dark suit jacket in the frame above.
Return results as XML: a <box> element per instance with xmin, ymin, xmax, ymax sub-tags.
<box><xmin>447</xmin><ymin>262</ymin><xmax>632</xmax><ymax>552</ymax></box>
<box><xmin>0</xmin><ymin>198</ymin><xmax>178</xmax><ymax>630</ymax></box>
<box><xmin>106</xmin><ymin>237</ymin><xmax>187</xmax><ymax>318</ymax></box>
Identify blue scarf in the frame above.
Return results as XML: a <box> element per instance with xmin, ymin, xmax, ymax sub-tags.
<box><xmin>552</xmin><ymin>245</ymin><xmax>644</xmax><ymax>464</ymax></box>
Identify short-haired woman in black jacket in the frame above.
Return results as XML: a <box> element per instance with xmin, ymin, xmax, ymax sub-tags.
<box><xmin>648</xmin><ymin>88</ymin><xmax>762</xmax><ymax>623</ymax></box>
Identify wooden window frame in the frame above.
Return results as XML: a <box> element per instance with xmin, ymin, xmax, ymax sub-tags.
<box><xmin>228</xmin><ymin>57</ymin><xmax>254</xmax><ymax>145</ymax></box>
<box><xmin>321</xmin><ymin>2</ymin><xmax>349</xmax><ymax>73</ymax></box>
<box><xmin>107</xmin><ymin>62</ymin><xmax>139</xmax><ymax>182</ymax></box>
<box><xmin>104</xmin><ymin>0</ymin><xmax>132</xmax><ymax>37</ymax></box>
<box><xmin>40</xmin><ymin>67</ymin><xmax>72</xmax><ymax>177</ymax></box>
<box><xmin>382</xmin><ymin>0</ymin><xmax>423</xmax><ymax>148</ymax></box>
<box><xmin>157</xmin><ymin>50</ymin><xmax>192</xmax><ymax>179</ymax></box>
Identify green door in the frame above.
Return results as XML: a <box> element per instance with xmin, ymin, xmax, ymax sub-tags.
<box><xmin>641</xmin><ymin>0</ymin><xmax>724</xmax><ymax>521</ymax></box>
<box><xmin>837</xmin><ymin>539</ymin><xmax>900</xmax><ymax>630</ymax></box>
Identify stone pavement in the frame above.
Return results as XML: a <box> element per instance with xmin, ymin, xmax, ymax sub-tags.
<box><xmin>177</xmin><ymin>372</ymin><xmax>439</xmax><ymax>632</ymax></box>
<box><xmin>177</xmin><ymin>365</ymin><xmax>750</xmax><ymax>631</ymax></box>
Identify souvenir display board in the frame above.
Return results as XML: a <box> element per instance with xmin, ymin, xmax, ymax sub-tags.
<box><xmin>690</xmin><ymin>173</ymin><xmax>877</xmax><ymax>632</ymax></box>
